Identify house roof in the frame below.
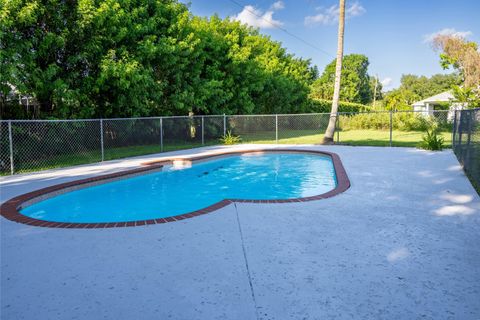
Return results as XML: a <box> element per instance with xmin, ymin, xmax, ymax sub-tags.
<box><xmin>412</xmin><ymin>91</ymin><xmax>455</xmax><ymax>106</ymax></box>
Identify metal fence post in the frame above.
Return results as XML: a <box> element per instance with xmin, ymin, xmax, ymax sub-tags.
<box><xmin>466</xmin><ymin>110</ymin><xmax>472</xmax><ymax>146</ymax></box>
<box><xmin>160</xmin><ymin>117</ymin><xmax>163</xmax><ymax>152</ymax></box>
<box><xmin>275</xmin><ymin>114</ymin><xmax>278</xmax><ymax>143</ymax></box>
<box><xmin>100</xmin><ymin>119</ymin><xmax>104</xmax><ymax>161</ymax></box>
<box><xmin>223</xmin><ymin>114</ymin><xmax>226</xmax><ymax>137</ymax></box>
<box><xmin>389</xmin><ymin>110</ymin><xmax>393</xmax><ymax>147</ymax></box>
<box><xmin>452</xmin><ymin>110</ymin><xmax>457</xmax><ymax>149</ymax></box>
<box><xmin>201</xmin><ymin>116</ymin><xmax>205</xmax><ymax>145</ymax></box>
<box><xmin>458</xmin><ymin>110</ymin><xmax>463</xmax><ymax>146</ymax></box>
<box><xmin>8</xmin><ymin>120</ymin><xmax>14</xmax><ymax>175</ymax></box>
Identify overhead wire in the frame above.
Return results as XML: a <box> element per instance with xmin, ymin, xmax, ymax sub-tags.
<box><xmin>226</xmin><ymin>0</ymin><xmax>335</xmax><ymax>58</ymax></box>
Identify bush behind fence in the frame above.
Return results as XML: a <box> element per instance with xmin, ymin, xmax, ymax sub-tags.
<box><xmin>0</xmin><ymin>110</ymin><xmax>463</xmax><ymax>175</ymax></box>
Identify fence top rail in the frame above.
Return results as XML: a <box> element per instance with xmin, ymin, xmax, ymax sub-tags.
<box><xmin>337</xmin><ymin>109</ymin><xmax>451</xmax><ymax>115</ymax></box>
<box><xmin>1</xmin><ymin>118</ymin><xmax>101</xmax><ymax>123</ymax></box>
<box><xmin>229</xmin><ymin>113</ymin><xmax>327</xmax><ymax>117</ymax></box>
<box><xmin>1</xmin><ymin>108</ymin><xmax>474</xmax><ymax>123</ymax></box>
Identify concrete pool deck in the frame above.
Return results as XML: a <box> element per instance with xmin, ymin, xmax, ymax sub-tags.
<box><xmin>1</xmin><ymin>145</ymin><xmax>479</xmax><ymax>319</ymax></box>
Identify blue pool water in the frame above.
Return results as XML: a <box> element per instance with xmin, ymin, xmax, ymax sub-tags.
<box><xmin>21</xmin><ymin>153</ymin><xmax>337</xmax><ymax>223</ymax></box>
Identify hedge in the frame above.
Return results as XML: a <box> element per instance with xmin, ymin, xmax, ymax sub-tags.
<box><xmin>307</xmin><ymin>98</ymin><xmax>371</xmax><ymax>113</ymax></box>
<box><xmin>339</xmin><ymin>112</ymin><xmax>452</xmax><ymax>131</ymax></box>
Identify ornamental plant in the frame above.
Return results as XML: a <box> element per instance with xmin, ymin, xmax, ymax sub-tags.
<box><xmin>220</xmin><ymin>131</ymin><xmax>241</xmax><ymax>145</ymax></box>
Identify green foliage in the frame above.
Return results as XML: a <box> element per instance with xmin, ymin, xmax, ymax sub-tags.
<box><xmin>310</xmin><ymin>54</ymin><xmax>374</xmax><ymax>104</ymax></box>
<box><xmin>220</xmin><ymin>130</ymin><xmax>241</xmax><ymax>145</ymax></box>
<box><xmin>392</xmin><ymin>112</ymin><xmax>430</xmax><ymax>131</ymax></box>
<box><xmin>418</xmin><ymin>124</ymin><xmax>444</xmax><ymax>151</ymax></box>
<box><xmin>451</xmin><ymin>86</ymin><xmax>480</xmax><ymax>108</ymax></box>
<box><xmin>369</xmin><ymin>76</ymin><xmax>383</xmax><ymax>101</ymax></box>
<box><xmin>383</xmin><ymin>73</ymin><xmax>461</xmax><ymax>111</ymax></box>
<box><xmin>340</xmin><ymin>113</ymin><xmax>391</xmax><ymax>130</ymax></box>
<box><xmin>383</xmin><ymin>89</ymin><xmax>420</xmax><ymax>111</ymax></box>
<box><xmin>400</xmin><ymin>74</ymin><xmax>461</xmax><ymax>98</ymax></box>
<box><xmin>435</xmin><ymin>36</ymin><xmax>480</xmax><ymax>89</ymax></box>
<box><xmin>1</xmin><ymin>1</ymin><xmax>316</xmax><ymax>119</ymax></box>
<box><xmin>339</xmin><ymin>112</ymin><xmax>450</xmax><ymax>132</ymax></box>
<box><xmin>308</xmin><ymin>98</ymin><xmax>370</xmax><ymax>113</ymax></box>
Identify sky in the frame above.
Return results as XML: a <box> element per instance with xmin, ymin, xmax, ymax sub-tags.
<box><xmin>182</xmin><ymin>0</ymin><xmax>480</xmax><ymax>90</ymax></box>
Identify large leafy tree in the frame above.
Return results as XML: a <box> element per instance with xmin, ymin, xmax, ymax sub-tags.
<box><xmin>311</xmin><ymin>54</ymin><xmax>373</xmax><ymax>105</ymax></box>
<box><xmin>383</xmin><ymin>88</ymin><xmax>420</xmax><ymax>111</ymax></box>
<box><xmin>433</xmin><ymin>35</ymin><xmax>480</xmax><ymax>107</ymax></box>
<box><xmin>399</xmin><ymin>74</ymin><xmax>461</xmax><ymax>99</ymax></box>
<box><xmin>1</xmin><ymin>0</ymin><xmax>316</xmax><ymax>119</ymax></box>
<box><xmin>1</xmin><ymin>0</ymin><xmax>190</xmax><ymax>118</ymax></box>
<box><xmin>383</xmin><ymin>73</ymin><xmax>461</xmax><ymax>111</ymax></box>
<box><xmin>186</xmin><ymin>16</ymin><xmax>314</xmax><ymax>115</ymax></box>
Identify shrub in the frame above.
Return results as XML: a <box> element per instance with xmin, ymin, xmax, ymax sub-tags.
<box><xmin>338</xmin><ymin>112</ymin><xmax>449</xmax><ymax>132</ymax></box>
<box><xmin>220</xmin><ymin>130</ymin><xmax>241</xmax><ymax>145</ymax></box>
<box><xmin>339</xmin><ymin>113</ymin><xmax>390</xmax><ymax>130</ymax></box>
<box><xmin>307</xmin><ymin>98</ymin><xmax>370</xmax><ymax>113</ymax></box>
<box><xmin>392</xmin><ymin>112</ymin><xmax>429</xmax><ymax>131</ymax></box>
<box><xmin>418</xmin><ymin>127</ymin><xmax>444</xmax><ymax>151</ymax></box>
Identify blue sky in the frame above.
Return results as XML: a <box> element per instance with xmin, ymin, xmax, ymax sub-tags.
<box><xmin>182</xmin><ymin>0</ymin><xmax>479</xmax><ymax>90</ymax></box>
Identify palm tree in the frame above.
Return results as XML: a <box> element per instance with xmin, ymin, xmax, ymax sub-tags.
<box><xmin>323</xmin><ymin>0</ymin><xmax>346</xmax><ymax>144</ymax></box>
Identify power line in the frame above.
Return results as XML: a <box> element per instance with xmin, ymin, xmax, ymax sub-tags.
<box><xmin>227</xmin><ymin>0</ymin><xmax>334</xmax><ymax>58</ymax></box>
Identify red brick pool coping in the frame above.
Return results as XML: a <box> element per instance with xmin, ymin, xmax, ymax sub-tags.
<box><xmin>0</xmin><ymin>149</ymin><xmax>350</xmax><ymax>228</ymax></box>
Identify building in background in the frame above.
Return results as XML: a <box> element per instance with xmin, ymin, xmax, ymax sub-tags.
<box><xmin>412</xmin><ymin>91</ymin><xmax>466</xmax><ymax>120</ymax></box>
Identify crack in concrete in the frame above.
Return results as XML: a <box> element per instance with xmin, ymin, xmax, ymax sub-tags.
<box><xmin>233</xmin><ymin>202</ymin><xmax>260</xmax><ymax>320</ymax></box>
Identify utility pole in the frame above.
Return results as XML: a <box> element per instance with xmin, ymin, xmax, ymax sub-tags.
<box><xmin>373</xmin><ymin>74</ymin><xmax>378</xmax><ymax>108</ymax></box>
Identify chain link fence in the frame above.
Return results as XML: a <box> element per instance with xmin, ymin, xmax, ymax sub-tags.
<box><xmin>453</xmin><ymin>108</ymin><xmax>480</xmax><ymax>190</ymax></box>
<box><xmin>1</xmin><ymin>110</ymin><xmax>459</xmax><ymax>175</ymax></box>
<box><xmin>1</xmin><ymin>120</ymin><xmax>102</xmax><ymax>174</ymax></box>
<box><xmin>337</xmin><ymin>110</ymin><xmax>452</xmax><ymax>147</ymax></box>
<box><xmin>278</xmin><ymin>113</ymin><xmax>331</xmax><ymax>143</ymax></box>
<box><xmin>227</xmin><ymin>115</ymin><xmax>277</xmax><ymax>143</ymax></box>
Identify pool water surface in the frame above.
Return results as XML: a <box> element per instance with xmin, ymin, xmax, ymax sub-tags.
<box><xmin>19</xmin><ymin>153</ymin><xmax>338</xmax><ymax>223</ymax></box>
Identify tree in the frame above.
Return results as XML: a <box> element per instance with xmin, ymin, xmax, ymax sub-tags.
<box><xmin>432</xmin><ymin>35</ymin><xmax>480</xmax><ymax>107</ymax></box>
<box><xmin>369</xmin><ymin>75</ymin><xmax>383</xmax><ymax>105</ymax></box>
<box><xmin>383</xmin><ymin>88</ymin><xmax>419</xmax><ymax>111</ymax></box>
<box><xmin>382</xmin><ymin>73</ymin><xmax>460</xmax><ymax>111</ymax></box>
<box><xmin>322</xmin><ymin>0</ymin><xmax>345</xmax><ymax>144</ymax></box>
<box><xmin>1</xmin><ymin>0</ymin><xmax>317</xmax><ymax>119</ymax></box>
<box><xmin>433</xmin><ymin>35</ymin><xmax>480</xmax><ymax>89</ymax></box>
<box><xmin>311</xmin><ymin>54</ymin><xmax>373</xmax><ymax>104</ymax></box>
<box><xmin>399</xmin><ymin>74</ymin><xmax>461</xmax><ymax>99</ymax></box>
<box><xmin>1</xmin><ymin>0</ymin><xmax>191</xmax><ymax>118</ymax></box>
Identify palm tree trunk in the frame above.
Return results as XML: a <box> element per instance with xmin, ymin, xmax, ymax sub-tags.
<box><xmin>323</xmin><ymin>0</ymin><xmax>346</xmax><ymax>144</ymax></box>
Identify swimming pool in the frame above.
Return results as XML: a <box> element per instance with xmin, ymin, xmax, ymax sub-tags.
<box><xmin>1</xmin><ymin>150</ymin><xmax>350</xmax><ymax>227</ymax></box>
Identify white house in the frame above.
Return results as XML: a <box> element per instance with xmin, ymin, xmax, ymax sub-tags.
<box><xmin>412</xmin><ymin>90</ymin><xmax>466</xmax><ymax>120</ymax></box>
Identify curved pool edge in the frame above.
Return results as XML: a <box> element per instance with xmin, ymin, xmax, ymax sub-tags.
<box><xmin>0</xmin><ymin>149</ymin><xmax>350</xmax><ymax>228</ymax></box>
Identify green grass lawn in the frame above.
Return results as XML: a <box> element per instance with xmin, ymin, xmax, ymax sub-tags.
<box><xmin>339</xmin><ymin>130</ymin><xmax>452</xmax><ymax>147</ymax></box>
<box><xmin>3</xmin><ymin>129</ymin><xmax>452</xmax><ymax>175</ymax></box>
<box><xmin>240</xmin><ymin>129</ymin><xmax>452</xmax><ymax>147</ymax></box>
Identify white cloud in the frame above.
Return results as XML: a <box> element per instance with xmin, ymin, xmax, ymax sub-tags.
<box><xmin>234</xmin><ymin>2</ymin><xmax>284</xmax><ymax>29</ymax></box>
<box><xmin>423</xmin><ymin>28</ymin><xmax>473</xmax><ymax>43</ymax></box>
<box><xmin>305</xmin><ymin>1</ymin><xmax>366</xmax><ymax>26</ymax></box>
<box><xmin>381</xmin><ymin>77</ymin><xmax>392</xmax><ymax>88</ymax></box>
<box><xmin>346</xmin><ymin>2</ymin><xmax>366</xmax><ymax>17</ymax></box>
<box><xmin>271</xmin><ymin>1</ymin><xmax>284</xmax><ymax>10</ymax></box>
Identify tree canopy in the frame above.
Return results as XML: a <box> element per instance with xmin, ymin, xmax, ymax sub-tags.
<box><xmin>399</xmin><ymin>74</ymin><xmax>461</xmax><ymax>99</ymax></box>
<box><xmin>1</xmin><ymin>0</ymin><xmax>317</xmax><ymax>119</ymax></box>
<box><xmin>383</xmin><ymin>73</ymin><xmax>461</xmax><ymax>110</ymax></box>
<box><xmin>432</xmin><ymin>35</ymin><xmax>480</xmax><ymax>107</ymax></box>
<box><xmin>310</xmin><ymin>54</ymin><xmax>374</xmax><ymax>105</ymax></box>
